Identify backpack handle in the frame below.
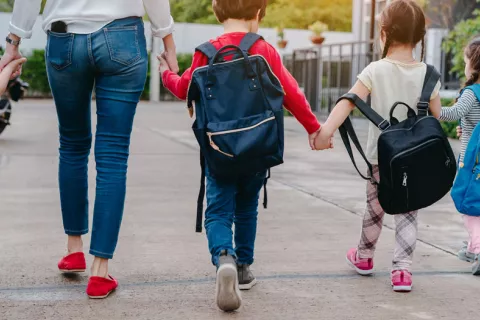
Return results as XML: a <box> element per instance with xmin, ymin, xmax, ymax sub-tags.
<box><xmin>389</xmin><ymin>102</ymin><xmax>416</xmax><ymax>125</ymax></box>
<box><xmin>208</xmin><ymin>45</ymin><xmax>257</xmax><ymax>79</ymax></box>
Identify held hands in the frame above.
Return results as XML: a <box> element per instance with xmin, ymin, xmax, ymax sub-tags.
<box><xmin>157</xmin><ymin>53</ymin><xmax>171</xmax><ymax>75</ymax></box>
<box><xmin>457</xmin><ymin>126</ymin><xmax>462</xmax><ymax>138</ymax></box>
<box><xmin>0</xmin><ymin>57</ymin><xmax>27</xmax><ymax>94</ymax></box>
<box><xmin>0</xmin><ymin>35</ymin><xmax>23</xmax><ymax>79</ymax></box>
<box><xmin>313</xmin><ymin>126</ymin><xmax>334</xmax><ymax>151</ymax></box>
<box><xmin>161</xmin><ymin>34</ymin><xmax>179</xmax><ymax>74</ymax></box>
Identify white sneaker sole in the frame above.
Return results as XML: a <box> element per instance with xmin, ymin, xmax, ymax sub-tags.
<box><xmin>239</xmin><ymin>278</ymin><xmax>257</xmax><ymax>290</ymax></box>
<box><xmin>346</xmin><ymin>256</ymin><xmax>373</xmax><ymax>276</ymax></box>
<box><xmin>392</xmin><ymin>285</ymin><xmax>412</xmax><ymax>292</ymax></box>
<box><xmin>216</xmin><ymin>264</ymin><xmax>242</xmax><ymax>312</ymax></box>
<box><xmin>59</xmin><ymin>269</ymin><xmax>86</xmax><ymax>273</ymax></box>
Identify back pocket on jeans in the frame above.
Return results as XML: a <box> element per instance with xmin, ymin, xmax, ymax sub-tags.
<box><xmin>104</xmin><ymin>26</ymin><xmax>141</xmax><ymax>66</ymax></box>
<box><xmin>47</xmin><ymin>32</ymin><xmax>74</xmax><ymax>70</ymax></box>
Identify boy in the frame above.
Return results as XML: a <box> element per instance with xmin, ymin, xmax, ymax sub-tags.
<box><xmin>0</xmin><ymin>57</ymin><xmax>26</xmax><ymax>95</ymax></box>
<box><xmin>159</xmin><ymin>0</ymin><xmax>321</xmax><ymax>312</ymax></box>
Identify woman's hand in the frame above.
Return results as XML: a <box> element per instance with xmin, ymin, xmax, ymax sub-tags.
<box><xmin>0</xmin><ymin>34</ymin><xmax>23</xmax><ymax>78</ymax></box>
<box><xmin>162</xmin><ymin>34</ymin><xmax>179</xmax><ymax>73</ymax></box>
<box><xmin>0</xmin><ymin>57</ymin><xmax>27</xmax><ymax>93</ymax></box>
<box><xmin>457</xmin><ymin>126</ymin><xmax>462</xmax><ymax>138</ymax></box>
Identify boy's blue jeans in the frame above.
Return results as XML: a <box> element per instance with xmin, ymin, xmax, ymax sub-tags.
<box><xmin>45</xmin><ymin>17</ymin><xmax>148</xmax><ymax>259</ymax></box>
<box><xmin>205</xmin><ymin>169</ymin><xmax>267</xmax><ymax>266</ymax></box>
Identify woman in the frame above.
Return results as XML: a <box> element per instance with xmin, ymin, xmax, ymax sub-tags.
<box><xmin>0</xmin><ymin>0</ymin><xmax>178</xmax><ymax>299</ymax></box>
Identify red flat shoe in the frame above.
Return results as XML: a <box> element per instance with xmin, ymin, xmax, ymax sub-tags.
<box><xmin>58</xmin><ymin>252</ymin><xmax>86</xmax><ymax>273</ymax></box>
<box><xmin>86</xmin><ymin>275</ymin><xmax>118</xmax><ymax>299</ymax></box>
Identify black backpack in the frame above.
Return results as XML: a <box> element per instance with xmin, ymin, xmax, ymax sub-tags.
<box><xmin>338</xmin><ymin>65</ymin><xmax>457</xmax><ymax>215</ymax></box>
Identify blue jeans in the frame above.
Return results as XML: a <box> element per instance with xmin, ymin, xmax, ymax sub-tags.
<box><xmin>45</xmin><ymin>17</ymin><xmax>148</xmax><ymax>259</ymax></box>
<box><xmin>205</xmin><ymin>169</ymin><xmax>267</xmax><ymax>266</ymax></box>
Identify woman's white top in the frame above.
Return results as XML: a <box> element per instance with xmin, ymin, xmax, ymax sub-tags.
<box><xmin>9</xmin><ymin>0</ymin><xmax>174</xmax><ymax>39</ymax></box>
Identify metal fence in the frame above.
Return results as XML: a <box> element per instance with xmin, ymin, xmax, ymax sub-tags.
<box><xmin>284</xmin><ymin>40</ymin><xmax>460</xmax><ymax>114</ymax></box>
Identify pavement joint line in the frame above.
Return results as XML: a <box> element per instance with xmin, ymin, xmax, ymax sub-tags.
<box><xmin>0</xmin><ymin>270</ymin><xmax>471</xmax><ymax>294</ymax></box>
<box><xmin>272</xmin><ymin>179</ymin><xmax>458</xmax><ymax>258</ymax></box>
<box><xmin>145</xmin><ymin>125</ymin><xmax>458</xmax><ymax>259</ymax></box>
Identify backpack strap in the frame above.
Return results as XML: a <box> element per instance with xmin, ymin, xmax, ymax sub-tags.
<box><xmin>239</xmin><ymin>32</ymin><xmax>264</xmax><ymax>52</ymax></box>
<box><xmin>464</xmin><ymin>84</ymin><xmax>480</xmax><ymax>102</ymax></box>
<box><xmin>195</xmin><ymin>42</ymin><xmax>218</xmax><ymax>61</ymax></box>
<box><xmin>338</xmin><ymin>93</ymin><xmax>390</xmax><ymax>130</ymax></box>
<box><xmin>339</xmin><ymin>117</ymin><xmax>377</xmax><ymax>184</ymax></box>
<box><xmin>337</xmin><ymin>93</ymin><xmax>387</xmax><ymax>184</ymax></box>
<box><xmin>263</xmin><ymin>169</ymin><xmax>270</xmax><ymax>209</ymax></box>
<box><xmin>196</xmin><ymin>152</ymin><xmax>206</xmax><ymax>233</ymax></box>
<box><xmin>418</xmin><ymin>64</ymin><xmax>441</xmax><ymax>116</ymax></box>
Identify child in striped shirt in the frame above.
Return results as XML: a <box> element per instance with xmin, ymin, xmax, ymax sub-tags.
<box><xmin>439</xmin><ymin>37</ymin><xmax>480</xmax><ymax>271</ymax></box>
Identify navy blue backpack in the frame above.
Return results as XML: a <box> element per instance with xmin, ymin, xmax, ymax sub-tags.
<box><xmin>187</xmin><ymin>33</ymin><xmax>285</xmax><ymax>232</ymax></box>
<box><xmin>451</xmin><ymin>84</ymin><xmax>480</xmax><ymax>216</ymax></box>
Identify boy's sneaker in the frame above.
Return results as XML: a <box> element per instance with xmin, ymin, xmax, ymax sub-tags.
<box><xmin>346</xmin><ymin>248</ymin><xmax>373</xmax><ymax>275</ymax></box>
<box><xmin>458</xmin><ymin>241</ymin><xmax>475</xmax><ymax>262</ymax></box>
<box><xmin>472</xmin><ymin>255</ymin><xmax>480</xmax><ymax>275</ymax></box>
<box><xmin>215</xmin><ymin>251</ymin><xmax>242</xmax><ymax>312</ymax></box>
<box><xmin>391</xmin><ymin>270</ymin><xmax>412</xmax><ymax>292</ymax></box>
<box><xmin>237</xmin><ymin>264</ymin><xmax>257</xmax><ymax>290</ymax></box>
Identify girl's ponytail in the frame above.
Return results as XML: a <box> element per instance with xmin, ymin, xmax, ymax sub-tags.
<box><xmin>465</xmin><ymin>72</ymin><xmax>480</xmax><ymax>87</ymax></box>
<box><xmin>420</xmin><ymin>37</ymin><xmax>425</xmax><ymax>62</ymax></box>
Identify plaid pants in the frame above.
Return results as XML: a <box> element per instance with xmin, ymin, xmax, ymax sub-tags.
<box><xmin>357</xmin><ymin>166</ymin><xmax>418</xmax><ymax>271</ymax></box>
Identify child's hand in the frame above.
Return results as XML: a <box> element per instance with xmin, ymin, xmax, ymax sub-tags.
<box><xmin>0</xmin><ymin>57</ymin><xmax>27</xmax><ymax>94</ymax></box>
<box><xmin>457</xmin><ymin>126</ymin><xmax>462</xmax><ymax>138</ymax></box>
<box><xmin>157</xmin><ymin>53</ymin><xmax>171</xmax><ymax>75</ymax></box>
<box><xmin>308</xmin><ymin>128</ymin><xmax>321</xmax><ymax>150</ymax></box>
<box><xmin>314</xmin><ymin>127</ymin><xmax>334</xmax><ymax>150</ymax></box>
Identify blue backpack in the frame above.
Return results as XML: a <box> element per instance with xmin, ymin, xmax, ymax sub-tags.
<box><xmin>187</xmin><ymin>33</ymin><xmax>285</xmax><ymax>232</ymax></box>
<box><xmin>451</xmin><ymin>84</ymin><xmax>480</xmax><ymax>216</ymax></box>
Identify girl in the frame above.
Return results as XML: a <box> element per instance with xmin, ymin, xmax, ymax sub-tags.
<box><xmin>315</xmin><ymin>0</ymin><xmax>442</xmax><ymax>292</ymax></box>
<box><xmin>439</xmin><ymin>38</ymin><xmax>480</xmax><ymax>272</ymax></box>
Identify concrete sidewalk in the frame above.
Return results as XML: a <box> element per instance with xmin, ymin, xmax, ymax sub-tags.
<box><xmin>0</xmin><ymin>100</ymin><xmax>475</xmax><ymax>320</ymax></box>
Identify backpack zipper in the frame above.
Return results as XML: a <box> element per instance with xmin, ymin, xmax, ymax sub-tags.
<box><xmin>207</xmin><ymin>116</ymin><xmax>276</xmax><ymax>157</ymax></box>
<box><xmin>188</xmin><ymin>54</ymin><xmax>284</xmax><ymax>96</ymax></box>
<box><xmin>389</xmin><ymin>138</ymin><xmax>450</xmax><ymax>187</ymax></box>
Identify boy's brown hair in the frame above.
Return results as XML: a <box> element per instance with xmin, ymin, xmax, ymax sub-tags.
<box><xmin>213</xmin><ymin>0</ymin><xmax>268</xmax><ymax>23</ymax></box>
<box><xmin>380</xmin><ymin>0</ymin><xmax>426</xmax><ymax>61</ymax></box>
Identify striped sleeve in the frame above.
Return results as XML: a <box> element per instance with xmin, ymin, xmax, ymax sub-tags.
<box><xmin>440</xmin><ymin>90</ymin><xmax>477</xmax><ymax>121</ymax></box>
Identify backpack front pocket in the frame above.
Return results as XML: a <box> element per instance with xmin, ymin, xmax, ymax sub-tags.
<box><xmin>206</xmin><ymin>111</ymin><xmax>278</xmax><ymax>159</ymax></box>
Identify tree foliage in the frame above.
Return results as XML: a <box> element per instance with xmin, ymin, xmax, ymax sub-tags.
<box><xmin>443</xmin><ymin>1</ymin><xmax>480</xmax><ymax>79</ymax></box>
<box><xmin>170</xmin><ymin>0</ymin><xmax>352</xmax><ymax>31</ymax></box>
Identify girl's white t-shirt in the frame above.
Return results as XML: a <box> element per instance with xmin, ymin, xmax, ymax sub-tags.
<box><xmin>357</xmin><ymin>58</ymin><xmax>441</xmax><ymax>164</ymax></box>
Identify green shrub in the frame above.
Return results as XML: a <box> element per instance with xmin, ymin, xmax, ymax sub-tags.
<box><xmin>21</xmin><ymin>50</ymin><xmax>50</xmax><ymax>96</ymax></box>
<box><xmin>443</xmin><ymin>2</ymin><xmax>480</xmax><ymax>81</ymax></box>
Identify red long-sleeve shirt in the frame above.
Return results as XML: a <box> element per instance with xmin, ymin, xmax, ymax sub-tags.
<box><xmin>162</xmin><ymin>32</ymin><xmax>320</xmax><ymax>134</ymax></box>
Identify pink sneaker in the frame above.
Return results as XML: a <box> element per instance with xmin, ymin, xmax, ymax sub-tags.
<box><xmin>346</xmin><ymin>248</ymin><xmax>373</xmax><ymax>275</ymax></box>
<box><xmin>391</xmin><ymin>270</ymin><xmax>412</xmax><ymax>292</ymax></box>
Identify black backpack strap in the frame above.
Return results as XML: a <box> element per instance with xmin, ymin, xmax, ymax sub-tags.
<box><xmin>239</xmin><ymin>33</ymin><xmax>263</xmax><ymax>52</ymax></box>
<box><xmin>263</xmin><ymin>169</ymin><xmax>270</xmax><ymax>209</ymax></box>
<box><xmin>418</xmin><ymin>64</ymin><xmax>441</xmax><ymax>116</ymax></box>
<box><xmin>337</xmin><ymin>93</ymin><xmax>385</xmax><ymax>184</ymax></box>
<box><xmin>338</xmin><ymin>93</ymin><xmax>390</xmax><ymax>131</ymax></box>
<box><xmin>339</xmin><ymin>117</ymin><xmax>377</xmax><ymax>184</ymax></box>
<box><xmin>195</xmin><ymin>42</ymin><xmax>218</xmax><ymax>61</ymax></box>
<box><xmin>196</xmin><ymin>152</ymin><xmax>206</xmax><ymax>233</ymax></box>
